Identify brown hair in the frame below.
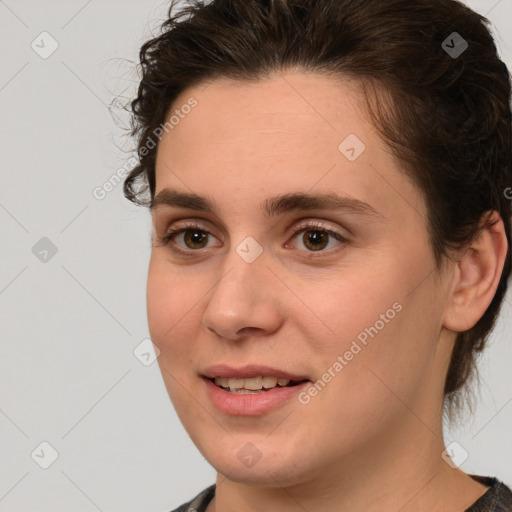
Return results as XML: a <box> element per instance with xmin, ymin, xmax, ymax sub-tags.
<box><xmin>123</xmin><ymin>0</ymin><xmax>512</xmax><ymax>417</ymax></box>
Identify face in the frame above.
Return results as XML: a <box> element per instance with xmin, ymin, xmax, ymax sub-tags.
<box><xmin>147</xmin><ymin>70</ymin><xmax>454</xmax><ymax>487</ymax></box>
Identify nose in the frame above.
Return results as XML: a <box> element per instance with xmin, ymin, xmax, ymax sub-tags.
<box><xmin>201</xmin><ymin>249</ymin><xmax>283</xmax><ymax>341</ymax></box>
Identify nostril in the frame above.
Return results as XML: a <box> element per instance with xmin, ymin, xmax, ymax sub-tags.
<box><xmin>237</xmin><ymin>326</ymin><xmax>259</xmax><ymax>335</ymax></box>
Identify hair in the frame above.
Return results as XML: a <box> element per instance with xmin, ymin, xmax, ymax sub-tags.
<box><xmin>123</xmin><ymin>0</ymin><xmax>512</xmax><ymax>420</ymax></box>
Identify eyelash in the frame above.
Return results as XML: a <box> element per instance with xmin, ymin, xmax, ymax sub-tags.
<box><xmin>156</xmin><ymin>220</ymin><xmax>349</xmax><ymax>257</ymax></box>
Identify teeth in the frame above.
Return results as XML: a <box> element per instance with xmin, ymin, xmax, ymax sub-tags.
<box><xmin>262</xmin><ymin>376</ymin><xmax>278</xmax><ymax>388</ymax></box>
<box><xmin>228</xmin><ymin>378</ymin><xmax>245</xmax><ymax>389</ymax></box>
<box><xmin>215</xmin><ymin>377</ymin><xmax>230</xmax><ymax>388</ymax></box>
<box><xmin>242</xmin><ymin>376</ymin><xmax>262</xmax><ymax>390</ymax></box>
<box><xmin>214</xmin><ymin>376</ymin><xmax>293</xmax><ymax>391</ymax></box>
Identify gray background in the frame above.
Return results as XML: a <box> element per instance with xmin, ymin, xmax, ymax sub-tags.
<box><xmin>0</xmin><ymin>0</ymin><xmax>511</xmax><ymax>510</ymax></box>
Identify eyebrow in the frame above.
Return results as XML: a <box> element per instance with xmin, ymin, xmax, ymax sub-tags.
<box><xmin>150</xmin><ymin>188</ymin><xmax>383</xmax><ymax>219</ymax></box>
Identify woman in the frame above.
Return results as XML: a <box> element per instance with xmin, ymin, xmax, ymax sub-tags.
<box><xmin>123</xmin><ymin>0</ymin><xmax>512</xmax><ymax>510</ymax></box>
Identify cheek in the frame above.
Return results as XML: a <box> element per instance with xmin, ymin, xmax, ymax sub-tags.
<box><xmin>293</xmin><ymin>266</ymin><xmax>404</xmax><ymax>351</ymax></box>
<box><xmin>146</xmin><ymin>256</ymin><xmax>202</xmax><ymax>358</ymax></box>
<box><xmin>296</xmin><ymin>262</ymin><xmax>432</xmax><ymax>395</ymax></box>
<box><xmin>146</xmin><ymin>257</ymin><xmax>205</xmax><ymax>414</ymax></box>
<box><xmin>306</xmin><ymin>278</ymin><xmax>439</xmax><ymax>422</ymax></box>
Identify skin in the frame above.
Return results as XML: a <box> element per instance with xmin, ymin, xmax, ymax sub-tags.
<box><xmin>147</xmin><ymin>70</ymin><xmax>508</xmax><ymax>512</ymax></box>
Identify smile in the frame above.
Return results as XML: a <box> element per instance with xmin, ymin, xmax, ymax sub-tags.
<box><xmin>212</xmin><ymin>376</ymin><xmax>306</xmax><ymax>393</ymax></box>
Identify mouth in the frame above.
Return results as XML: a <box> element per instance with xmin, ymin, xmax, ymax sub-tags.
<box><xmin>201</xmin><ymin>364</ymin><xmax>311</xmax><ymax>414</ymax></box>
<box><xmin>210</xmin><ymin>376</ymin><xmax>308</xmax><ymax>394</ymax></box>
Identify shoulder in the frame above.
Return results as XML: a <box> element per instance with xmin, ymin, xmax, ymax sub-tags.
<box><xmin>166</xmin><ymin>478</ymin><xmax>512</xmax><ymax>512</ymax></box>
<box><xmin>466</xmin><ymin>475</ymin><xmax>512</xmax><ymax>512</ymax></box>
<box><xmin>168</xmin><ymin>484</ymin><xmax>216</xmax><ymax>512</ymax></box>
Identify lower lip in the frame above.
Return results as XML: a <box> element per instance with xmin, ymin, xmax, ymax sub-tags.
<box><xmin>203</xmin><ymin>378</ymin><xmax>310</xmax><ymax>416</ymax></box>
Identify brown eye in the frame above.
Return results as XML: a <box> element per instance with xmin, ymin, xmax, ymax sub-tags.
<box><xmin>288</xmin><ymin>223</ymin><xmax>348</xmax><ymax>253</ymax></box>
<box><xmin>158</xmin><ymin>223</ymin><xmax>221</xmax><ymax>253</ymax></box>
<box><xmin>301</xmin><ymin>230</ymin><xmax>329</xmax><ymax>251</ymax></box>
<box><xmin>183</xmin><ymin>229</ymin><xmax>209</xmax><ymax>249</ymax></box>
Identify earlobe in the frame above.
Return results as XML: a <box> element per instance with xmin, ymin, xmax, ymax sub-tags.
<box><xmin>443</xmin><ymin>211</ymin><xmax>508</xmax><ymax>333</ymax></box>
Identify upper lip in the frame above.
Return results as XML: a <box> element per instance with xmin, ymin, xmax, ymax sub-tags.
<box><xmin>201</xmin><ymin>364</ymin><xmax>310</xmax><ymax>381</ymax></box>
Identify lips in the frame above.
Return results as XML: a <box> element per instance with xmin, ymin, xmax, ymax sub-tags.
<box><xmin>200</xmin><ymin>364</ymin><xmax>311</xmax><ymax>415</ymax></box>
<box><xmin>201</xmin><ymin>364</ymin><xmax>310</xmax><ymax>382</ymax></box>
<box><xmin>203</xmin><ymin>375</ymin><xmax>310</xmax><ymax>415</ymax></box>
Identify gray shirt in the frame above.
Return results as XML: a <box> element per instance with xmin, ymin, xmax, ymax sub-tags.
<box><xmin>170</xmin><ymin>475</ymin><xmax>512</xmax><ymax>512</ymax></box>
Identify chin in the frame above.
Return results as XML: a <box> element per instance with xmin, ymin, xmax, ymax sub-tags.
<box><xmin>195</xmin><ymin>436</ymin><xmax>315</xmax><ymax>488</ymax></box>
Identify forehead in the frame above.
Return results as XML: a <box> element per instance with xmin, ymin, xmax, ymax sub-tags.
<box><xmin>154</xmin><ymin>70</ymin><xmax>425</xmax><ymax>222</ymax></box>
<box><xmin>159</xmin><ymin>71</ymin><xmax>369</xmax><ymax>158</ymax></box>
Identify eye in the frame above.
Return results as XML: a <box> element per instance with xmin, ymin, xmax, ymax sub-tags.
<box><xmin>156</xmin><ymin>219</ymin><xmax>349</xmax><ymax>257</ymax></box>
<box><xmin>156</xmin><ymin>221</ymin><xmax>221</xmax><ymax>253</ymax></box>
<box><xmin>286</xmin><ymin>221</ymin><xmax>348</xmax><ymax>253</ymax></box>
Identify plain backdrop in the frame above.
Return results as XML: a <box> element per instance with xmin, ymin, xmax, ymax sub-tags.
<box><xmin>0</xmin><ymin>0</ymin><xmax>511</xmax><ymax>510</ymax></box>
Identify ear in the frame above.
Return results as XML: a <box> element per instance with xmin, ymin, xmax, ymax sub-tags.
<box><xmin>443</xmin><ymin>211</ymin><xmax>509</xmax><ymax>332</ymax></box>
